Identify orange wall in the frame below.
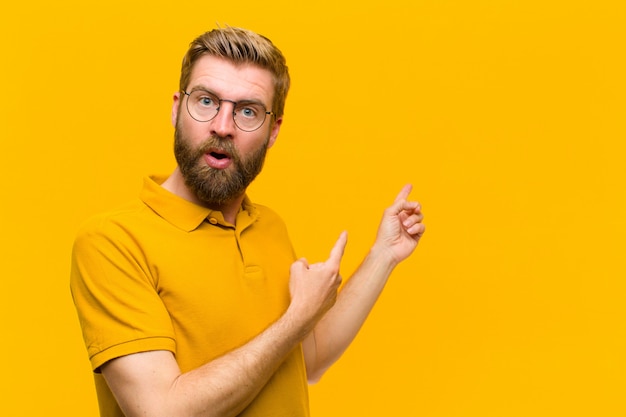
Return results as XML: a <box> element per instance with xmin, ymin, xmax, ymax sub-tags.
<box><xmin>1</xmin><ymin>1</ymin><xmax>624</xmax><ymax>415</ymax></box>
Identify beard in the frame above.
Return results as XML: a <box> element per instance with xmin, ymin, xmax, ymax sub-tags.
<box><xmin>173</xmin><ymin>123</ymin><xmax>269</xmax><ymax>207</ymax></box>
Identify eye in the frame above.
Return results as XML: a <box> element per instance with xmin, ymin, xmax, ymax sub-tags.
<box><xmin>190</xmin><ymin>90</ymin><xmax>219</xmax><ymax>109</ymax></box>
<box><xmin>198</xmin><ymin>95</ymin><xmax>217</xmax><ymax>108</ymax></box>
<box><xmin>238</xmin><ymin>105</ymin><xmax>260</xmax><ymax>119</ymax></box>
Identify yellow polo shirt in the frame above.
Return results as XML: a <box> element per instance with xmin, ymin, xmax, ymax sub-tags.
<box><xmin>70</xmin><ymin>176</ymin><xmax>309</xmax><ymax>416</ymax></box>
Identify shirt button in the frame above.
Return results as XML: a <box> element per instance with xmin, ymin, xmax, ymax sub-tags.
<box><xmin>208</xmin><ymin>217</ymin><xmax>218</xmax><ymax>225</ymax></box>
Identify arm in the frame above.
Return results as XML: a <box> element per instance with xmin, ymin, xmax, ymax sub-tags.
<box><xmin>101</xmin><ymin>233</ymin><xmax>348</xmax><ymax>417</ymax></box>
<box><xmin>303</xmin><ymin>185</ymin><xmax>425</xmax><ymax>383</ymax></box>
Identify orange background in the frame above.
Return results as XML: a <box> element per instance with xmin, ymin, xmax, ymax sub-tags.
<box><xmin>1</xmin><ymin>1</ymin><xmax>625</xmax><ymax>415</ymax></box>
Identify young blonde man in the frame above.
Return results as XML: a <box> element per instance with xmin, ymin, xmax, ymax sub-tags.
<box><xmin>71</xmin><ymin>27</ymin><xmax>425</xmax><ymax>417</ymax></box>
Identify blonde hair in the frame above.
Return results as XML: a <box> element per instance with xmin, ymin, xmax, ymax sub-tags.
<box><xmin>179</xmin><ymin>27</ymin><xmax>290</xmax><ymax>118</ymax></box>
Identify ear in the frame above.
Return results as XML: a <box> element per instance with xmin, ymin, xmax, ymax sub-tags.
<box><xmin>171</xmin><ymin>92</ymin><xmax>181</xmax><ymax>127</ymax></box>
<box><xmin>267</xmin><ymin>116</ymin><xmax>283</xmax><ymax>149</ymax></box>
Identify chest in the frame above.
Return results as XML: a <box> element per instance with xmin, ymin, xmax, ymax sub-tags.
<box><xmin>140</xmin><ymin>223</ymin><xmax>295</xmax><ymax>364</ymax></box>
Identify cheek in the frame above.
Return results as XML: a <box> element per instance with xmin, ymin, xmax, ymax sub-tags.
<box><xmin>178</xmin><ymin>118</ymin><xmax>206</xmax><ymax>145</ymax></box>
<box><xmin>239</xmin><ymin>133</ymin><xmax>270</xmax><ymax>155</ymax></box>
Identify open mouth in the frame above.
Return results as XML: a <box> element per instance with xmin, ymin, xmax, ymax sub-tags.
<box><xmin>206</xmin><ymin>146</ymin><xmax>232</xmax><ymax>159</ymax></box>
<box><xmin>204</xmin><ymin>148</ymin><xmax>233</xmax><ymax>169</ymax></box>
<box><xmin>210</xmin><ymin>151</ymin><xmax>228</xmax><ymax>160</ymax></box>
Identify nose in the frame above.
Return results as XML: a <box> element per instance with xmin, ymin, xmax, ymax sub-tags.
<box><xmin>209</xmin><ymin>101</ymin><xmax>237</xmax><ymax>139</ymax></box>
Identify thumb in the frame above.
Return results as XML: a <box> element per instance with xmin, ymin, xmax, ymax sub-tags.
<box><xmin>290</xmin><ymin>258</ymin><xmax>309</xmax><ymax>273</ymax></box>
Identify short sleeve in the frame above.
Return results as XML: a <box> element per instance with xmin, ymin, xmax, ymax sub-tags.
<box><xmin>70</xmin><ymin>215</ymin><xmax>176</xmax><ymax>372</ymax></box>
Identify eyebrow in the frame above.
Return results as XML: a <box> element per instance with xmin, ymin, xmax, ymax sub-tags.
<box><xmin>188</xmin><ymin>86</ymin><xmax>268</xmax><ymax>108</ymax></box>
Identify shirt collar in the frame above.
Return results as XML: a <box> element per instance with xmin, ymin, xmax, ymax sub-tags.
<box><xmin>140</xmin><ymin>175</ymin><xmax>259</xmax><ymax>232</ymax></box>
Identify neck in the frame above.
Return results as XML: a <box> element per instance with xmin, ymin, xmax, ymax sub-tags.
<box><xmin>213</xmin><ymin>197</ymin><xmax>245</xmax><ymax>225</ymax></box>
<box><xmin>162</xmin><ymin>167</ymin><xmax>244</xmax><ymax>225</ymax></box>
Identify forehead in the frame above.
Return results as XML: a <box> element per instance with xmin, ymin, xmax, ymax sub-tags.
<box><xmin>188</xmin><ymin>55</ymin><xmax>275</xmax><ymax>105</ymax></box>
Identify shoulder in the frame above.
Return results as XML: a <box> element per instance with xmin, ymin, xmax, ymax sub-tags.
<box><xmin>73</xmin><ymin>199</ymin><xmax>151</xmax><ymax>248</ymax></box>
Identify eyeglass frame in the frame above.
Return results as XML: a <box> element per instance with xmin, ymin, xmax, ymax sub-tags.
<box><xmin>182</xmin><ymin>89</ymin><xmax>275</xmax><ymax>132</ymax></box>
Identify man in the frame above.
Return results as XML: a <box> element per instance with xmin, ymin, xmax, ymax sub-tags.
<box><xmin>71</xmin><ymin>26</ymin><xmax>425</xmax><ymax>417</ymax></box>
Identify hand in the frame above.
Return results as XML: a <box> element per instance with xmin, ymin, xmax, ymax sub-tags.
<box><xmin>288</xmin><ymin>232</ymin><xmax>348</xmax><ymax>330</ymax></box>
<box><xmin>373</xmin><ymin>184</ymin><xmax>425</xmax><ymax>265</ymax></box>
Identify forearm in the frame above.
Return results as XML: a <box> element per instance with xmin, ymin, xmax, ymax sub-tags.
<box><xmin>175</xmin><ymin>312</ymin><xmax>307</xmax><ymax>416</ymax></box>
<box><xmin>305</xmin><ymin>185</ymin><xmax>424</xmax><ymax>382</ymax></box>
<box><xmin>182</xmin><ymin>314</ymin><xmax>308</xmax><ymax>416</ymax></box>
<box><xmin>305</xmin><ymin>246</ymin><xmax>397</xmax><ymax>382</ymax></box>
<box><xmin>104</xmin><ymin>308</ymin><xmax>310</xmax><ymax>417</ymax></box>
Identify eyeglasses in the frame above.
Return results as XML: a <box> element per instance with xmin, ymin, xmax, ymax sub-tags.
<box><xmin>183</xmin><ymin>89</ymin><xmax>274</xmax><ymax>132</ymax></box>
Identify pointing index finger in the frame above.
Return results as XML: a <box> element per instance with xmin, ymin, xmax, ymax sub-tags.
<box><xmin>394</xmin><ymin>184</ymin><xmax>413</xmax><ymax>203</ymax></box>
<box><xmin>328</xmin><ymin>231</ymin><xmax>348</xmax><ymax>264</ymax></box>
